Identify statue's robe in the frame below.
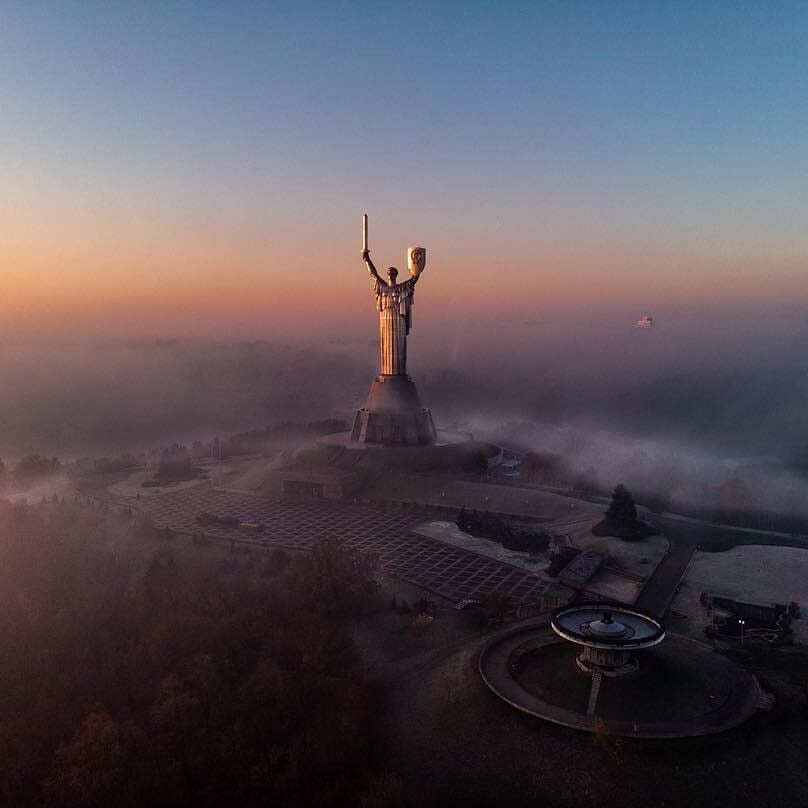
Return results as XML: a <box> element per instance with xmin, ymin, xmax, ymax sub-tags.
<box><xmin>373</xmin><ymin>276</ymin><xmax>417</xmax><ymax>375</ymax></box>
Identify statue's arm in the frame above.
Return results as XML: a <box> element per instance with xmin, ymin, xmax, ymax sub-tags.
<box><xmin>362</xmin><ymin>250</ymin><xmax>381</xmax><ymax>280</ymax></box>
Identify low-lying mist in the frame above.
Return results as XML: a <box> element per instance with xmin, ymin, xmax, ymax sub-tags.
<box><xmin>3</xmin><ymin>313</ymin><xmax>808</xmax><ymax>515</ymax></box>
<box><xmin>0</xmin><ymin>339</ymin><xmax>370</xmax><ymax>459</ymax></box>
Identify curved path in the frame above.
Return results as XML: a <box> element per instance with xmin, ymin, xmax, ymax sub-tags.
<box><xmin>478</xmin><ymin>621</ymin><xmax>762</xmax><ymax>739</ymax></box>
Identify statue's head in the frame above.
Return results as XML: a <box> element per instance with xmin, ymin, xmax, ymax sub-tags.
<box><xmin>387</xmin><ymin>267</ymin><xmax>399</xmax><ymax>283</ymax></box>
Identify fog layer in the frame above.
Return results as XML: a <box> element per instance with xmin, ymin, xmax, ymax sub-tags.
<box><xmin>2</xmin><ymin>314</ymin><xmax>808</xmax><ymax>512</ymax></box>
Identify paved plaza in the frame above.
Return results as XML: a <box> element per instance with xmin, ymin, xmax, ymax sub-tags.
<box><xmin>133</xmin><ymin>484</ymin><xmax>555</xmax><ymax>605</ymax></box>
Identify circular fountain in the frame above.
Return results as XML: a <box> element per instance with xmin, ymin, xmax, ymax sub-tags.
<box><xmin>478</xmin><ymin>605</ymin><xmax>762</xmax><ymax>738</ymax></box>
<box><xmin>551</xmin><ymin>604</ymin><xmax>665</xmax><ymax>676</ymax></box>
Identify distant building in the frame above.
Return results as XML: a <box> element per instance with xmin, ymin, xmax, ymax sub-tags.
<box><xmin>635</xmin><ymin>314</ymin><xmax>654</xmax><ymax>328</ymax></box>
<box><xmin>261</xmin><ymin>465</ymin><xmax>366</xmax><ymax>500</ymax></box>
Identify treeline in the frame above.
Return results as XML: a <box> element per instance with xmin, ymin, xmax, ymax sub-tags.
<box><xmin>69</xmin><ymin>419</ymin><xmax>351</xmax><ymax>485</ymax></box>
<box><xmin>518</xmin><ymin>452</ymin><xmax>808</xmax><ymax>533</ymax></box>
<box><xmin>146</xmin><ymin>420</ymin><xmax>349</xmax><ymax>483</ymax></box>
<box><xmin>0</xmin><ymin>500</ymin><xmax>396</xmax><ymax>807</ymax></box>
<box><xmin>0</xmin><ymin>454</ymin><xmax>62</xmax><ymax>488</ymax></box>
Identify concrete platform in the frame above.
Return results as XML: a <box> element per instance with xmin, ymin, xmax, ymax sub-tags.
<box><xmin>126</xmin><ymin>485</ymin><xmax>561</xmax><ymax>606</ymax></box>
<box><xmin>479</xmin><ymin>622</ymin><xmax>761</xmax><ymax>738</ymax></box>
<box><xmin>319</xmin><ymin>429</ymin><xmax>470</xmax><ymax>450</ymax></box>
<box><xmin>312</xmin><ymin>430</ymin><xmax>481</xmax><ymax>473</ymax></box>
<box><xmin>351</xmin><ymin>374</ymin><xmax>436</xmax><ymax>445</ymax></box>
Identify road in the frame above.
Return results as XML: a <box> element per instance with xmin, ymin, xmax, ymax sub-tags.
<box><xmin>633</xmin><ymin>516</ymin><xmax>702</xmax><ymax>618</ymax></box>
<box><xmin>633</xmin><ymin>515</ymin><xmax>799</xmax><ymax>619</ymax></box>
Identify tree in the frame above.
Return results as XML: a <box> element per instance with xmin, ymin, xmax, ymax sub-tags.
<box><xmin>262</xmin><ymin>547</ymin><xmax>290</xmax><ymax>577</ymax></box>
<box><xmin>520</xmin><ymin>452</ymin><xmax>569</xmax><ymax>485</ymax></box>
<box><xmin>573</xmin><ymin>466</ymin><xmax>599</xmax><ymax>496</ymax></box>
<box><xmin>46</xmin><ymin>713</ymin><xmax>149</xmax><ymax>807</ymax></box>
<box><xmin>157</xmin><ymin>444</ymin><xmax>193</xmax><ymax>482</ymax></box>
<box><xmin>593</xmin><ymin>484</ymin><xmax>657</xmax><ymax>540</ymax></box>
<box><xmin>604</xmin><ymin>484</ymin><xmax>637</xmax><ymax>525</ymax></box>
<box><xmin>149</xmin><ymin>674</ymin><xmax>202</xmax><ymax>790</ymax></box>
<box><xmin>0</xmin><ymin>500</ymin><xmax>387</xmax><ymax>807</ymax></box>
<box><xmin>484</xmin><ymin>591</ymin><xmax>514</xmax><ymax>621</ymax></box>
<box><xmin>14</xmin><ymin>454</ymin><xmax>61</xmax><ymax>484</ymax></box>
<box><xmin>290</xmin><ymin>538</ymin><xmax>379</xmax><ymax>618</ymax></box>
<box><xmin>592</xmin><ymin>717</ymin><xmax>622</xmax><ymax>765</ymax></box>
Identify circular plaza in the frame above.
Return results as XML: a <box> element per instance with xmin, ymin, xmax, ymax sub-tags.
<box><xmin>479</xmin><ymin>612</ymin><xmax>762</xmax><ymax>739</ymax></box>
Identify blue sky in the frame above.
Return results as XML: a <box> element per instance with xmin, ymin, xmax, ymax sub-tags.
<box><xmin>2</xmin><ymin>2</ymin><xmax>807</xmax><ymax>335</ymax></box>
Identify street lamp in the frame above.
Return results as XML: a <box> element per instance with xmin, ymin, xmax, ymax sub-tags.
<box><xmin>738</xmin><ymin>618</ymin><xmax>745</xmax><ymax>647</ymax></box>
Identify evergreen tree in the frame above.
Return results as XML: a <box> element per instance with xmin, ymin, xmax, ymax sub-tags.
<box><xmin>605</xmin><ymin>484</ymin><xmax>637</xmax><ymax>526</ymax></box>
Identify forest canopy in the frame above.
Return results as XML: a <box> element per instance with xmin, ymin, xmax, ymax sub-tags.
<box><xmin>0</xmin><ymin>499</ymin><xmax>394</xmax><ymax>807</ymax></box>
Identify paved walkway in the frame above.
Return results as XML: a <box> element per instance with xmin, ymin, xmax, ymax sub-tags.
<box><xmin>133</xmin><ymin>484</ymin><xmax>554</xmax><ymax>606</ymax></box>
<box><xmin>118</xmin><ymin>472</ymin><xmax>800</xmax><ymax>621</ymax></box>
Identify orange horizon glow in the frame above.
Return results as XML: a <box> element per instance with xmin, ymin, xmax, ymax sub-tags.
<box><xmin>3</xmin><ymin>223</ymin><xmax>807</xmax><ymax>339</ymax></box>
<box><xmin>3</xmin><ymin>152</ymin><xmax>808</xmax><ymax>339</ymax></box>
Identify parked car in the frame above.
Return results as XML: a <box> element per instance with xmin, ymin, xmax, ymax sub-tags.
<box><xmin>239</xmin><ymin>517</ymin><xmax>267</xmax><ymax>533</ymax></box>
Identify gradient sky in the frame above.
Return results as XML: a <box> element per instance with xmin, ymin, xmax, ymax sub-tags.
<box><xmin>2</xmin><ymin>2</ymin><xmax>808</xmax><ymax>337</ymax></box>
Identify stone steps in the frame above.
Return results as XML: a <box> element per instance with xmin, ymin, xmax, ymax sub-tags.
<box><xmin>587</xmin><ymin>670</ymin><xmax>604</xmax><ymax>717</ymax></box>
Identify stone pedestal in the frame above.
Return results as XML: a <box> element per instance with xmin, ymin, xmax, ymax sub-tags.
<box><xmin>351</xmin><ymin>374</ymin><xmax>436</xmax><ymax>445</ymax></box>
<box><xmin>576</xmin><ymin>646</ymin><xmax>638</xmax><ymax>677</ymax></box>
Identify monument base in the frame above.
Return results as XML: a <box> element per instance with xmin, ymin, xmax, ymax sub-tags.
<box><xmin>350</xmin><ymin>374</ymin><xmax>436</xmax><ymax>445</ymax></box>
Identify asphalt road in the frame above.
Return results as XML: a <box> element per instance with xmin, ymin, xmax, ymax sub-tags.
<box><xmin>633</xmin><ymin>515</ymin><xmax>703</xmax><ymax>618</ymax></box>
<box><xmin>633</xmin><ymin>515</ymin><xmax>798</xmax><ymax>619</ymax></box>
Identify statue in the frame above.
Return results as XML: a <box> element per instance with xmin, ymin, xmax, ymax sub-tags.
<box><xmin>361</xmin><ymin>245</ymin><xmax>426</xmax><ymax>375</ymax></box>
<box><xmin>351</xmin><ymin>215</ymin><xmax>436</xmax><ymax>445</ymax></box>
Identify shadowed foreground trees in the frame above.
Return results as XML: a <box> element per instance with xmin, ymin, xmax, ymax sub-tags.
<box><xmin>0</xmin><ymin>499</ymin><xmax>395</xmax><ymax>807</ymax></box>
